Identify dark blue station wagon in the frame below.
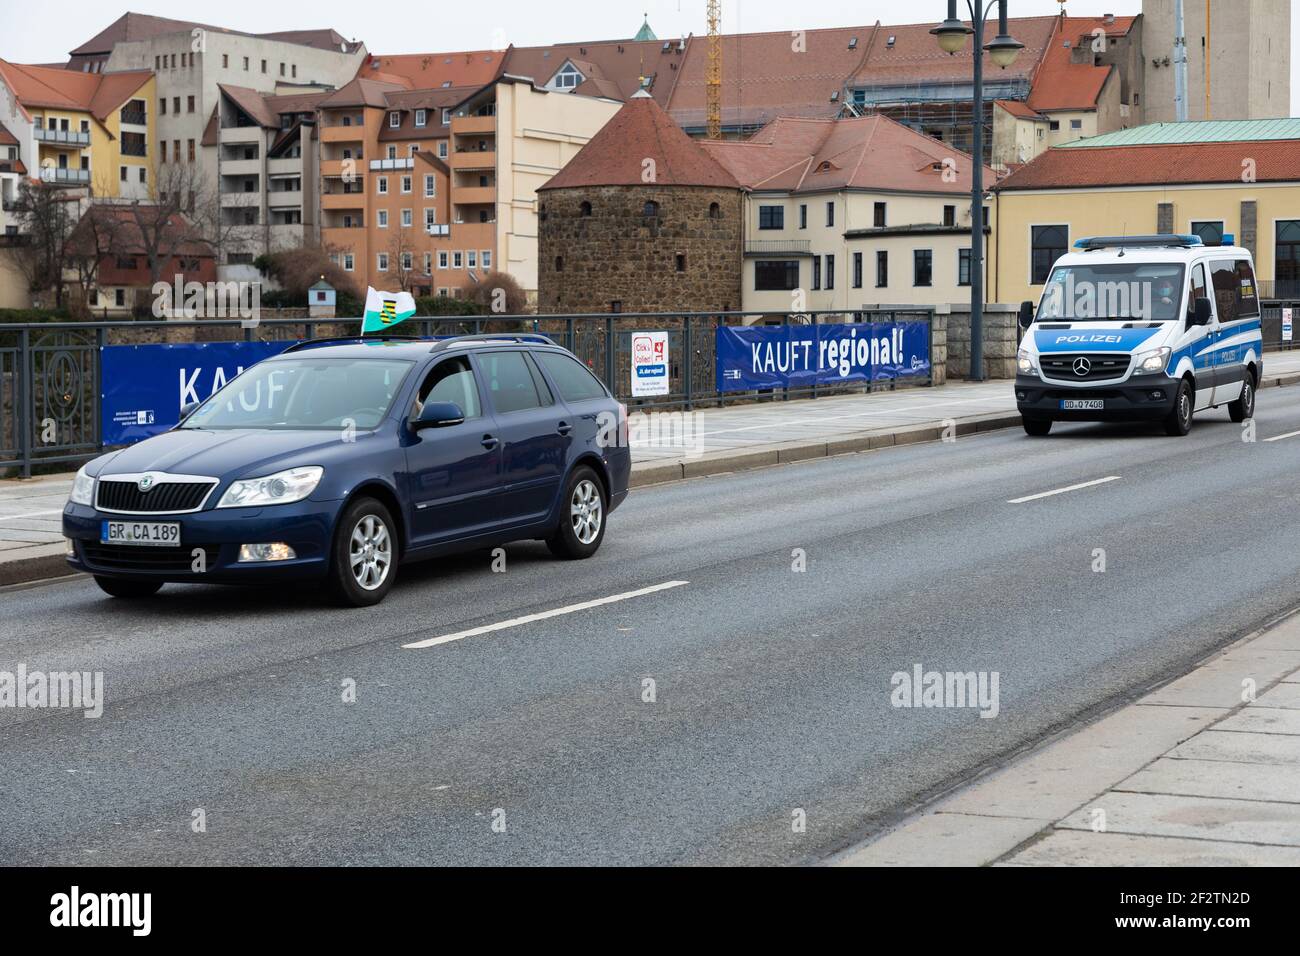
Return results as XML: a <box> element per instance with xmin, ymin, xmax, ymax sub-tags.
<box><xmin>63</xmin><ymin>334</ymin><xmax>631</xmax><ymax>606</ymax></box>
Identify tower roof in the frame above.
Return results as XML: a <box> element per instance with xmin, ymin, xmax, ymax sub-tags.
<box><xmin>539</xmin><ymin>93</ymin><xmax>739</xmax><ymax>190</ymax></box>
<box><xmin>634</xmin><ymin>16</ymin><xmax>657</xmax><ymax>42</ymax></box>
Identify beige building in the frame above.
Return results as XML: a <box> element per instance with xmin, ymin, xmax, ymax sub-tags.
<box><xmin>700</xmin><ymin>114</ymin><xmax>997</xmax><ymax>317</ymax></box>
<box><xmin>1142</xmin><ymin>0</ymin><xmax>1291</xmax><ymax>123</ymax></box>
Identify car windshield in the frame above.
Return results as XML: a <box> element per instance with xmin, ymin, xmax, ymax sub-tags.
<box><xmin>182</xmin><ymin>357</ymin><xmax>414</xmax><ymax>430</ymax></box>
<box><xmin>1036</xmin><ymin>263</ymin><xmax>1187</xmax><ymax>322</ymax></box>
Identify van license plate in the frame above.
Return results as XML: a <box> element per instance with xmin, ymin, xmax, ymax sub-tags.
<box><xmin>101</xmin><ymin>521</ymin><xmax>181</xmax><ymax>546</ymax></box>
<box><xmin>1060</xmin><ymin>399</ymin><xmax>1104</xmax><ymax>411</ymax></box>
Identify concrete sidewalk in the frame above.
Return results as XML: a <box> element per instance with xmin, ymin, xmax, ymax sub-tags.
<box><xmin>835</xmin><ymin>610</ymin><xmax>1300</xmax><ymax>867</ymax></box>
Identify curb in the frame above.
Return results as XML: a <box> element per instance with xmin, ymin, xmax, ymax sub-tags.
<box><xmin>0</xmin><ymin>545</ymin><xmax>76</xmax><ymax>588</ymax></box>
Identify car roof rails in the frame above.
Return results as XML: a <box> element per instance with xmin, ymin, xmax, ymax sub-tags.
<box><xmin>1073</xmin><ymin>235</ymin><xmax>1204</xmax><ymax>252</ymax></box>
<box><xmin>429</xmin><ymin>332</ymin><xmax>555</xmax><ymax>353</ymax></box>
<box><xmin>281</xmin><ymin>335</ymin><xmax>427</xmax><ymax>353</ymax></box>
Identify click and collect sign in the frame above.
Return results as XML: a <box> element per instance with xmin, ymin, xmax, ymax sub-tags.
<box><xmin>101</xmin><ymin>341</ymin><xmax>295</xmax><ymax>445</ymax></box>
<box><xmin>715</xmin><ymin>322</ymin><xmax>930</xmax><ymax>392</ymax></box>
<box><xmin>1284</xmin><ymin>308</ymin><xmax>1293</xmax><ymax>343</ymax></box>
<box><xmin>631</xmin><ymin>330</ymin><xmax>670</xmax><ymax>397</ymax></box>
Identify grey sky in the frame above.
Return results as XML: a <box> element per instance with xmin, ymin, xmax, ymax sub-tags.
<box><xmin>4</xmin><ymin>0</ymin><xmax>1298</xmax><ymax>106</ymax></box>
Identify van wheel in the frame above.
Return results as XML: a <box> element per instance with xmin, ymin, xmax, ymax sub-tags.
<box><xmin>94</xmin><ymin>576</ymin><xmax>163</xmax><ymax>599</ymax></box>
<box><xmin>1228</xmin><ymin>375</ymin><xmax>1255</xmax><ymax>423</ymax></box>
<box><xmin>328</xmin><ymin>497</ymin><xmax>398</xmax><ymax>607</ymax></box>
<box><xmin>547</xmin><ymin>466</ymin><xmax>606</xmax><ymax>559</ymax></box>
<box><xmin>1164</xmin><ymin>380</ymin><xmax>1194</xmax><ymax>436</ymax></box>
<box><xmin>1023</xmin><ymin>417</ymin><xmax>1052</xmax><ymax>437</ymax></box>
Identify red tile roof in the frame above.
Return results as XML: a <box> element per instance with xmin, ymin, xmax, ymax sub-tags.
<box><xmin>357</xmin><ymin>51</ymin><xmax>505</xmax><ymax>90</ymax></box>
<box><xmin>995</xmin><ymin>139</ymin><xmax>1300</xmax><ymax>191</ymax></box>
<box><xmin>1026</xmin><ymin>15</ymin><xmax>1136</xmax><ymax>113</ymax></box>
<box><xmin>504</xmin><ymin>39</ymin><xmax>685</xmax><ymax>105</ymax></box>
<box><xmin>702</xmin><ymin>113</ymin><xmax>996</xmax><ymax>195</ymax></box>
<box><xmin>539</xmin><ymin>92</ymin><xmax>739</xmax><ymax>190</ymax></box>
<box><xmin>0</xmin><ymin>121</ymin><xmax>17</xmax><ymax>146</ymax></box>
<box><xmin>0</xmin><ymin>59</ymin><xmax>151</xmax><ymax>123</ymax></box>
<box><xmin>995</xmin><ymin>99</ymin><xmax>1045</xmax><ymax>121</ymax></box>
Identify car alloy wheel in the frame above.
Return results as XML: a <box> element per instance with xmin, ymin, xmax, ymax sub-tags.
<box><xmin>349</xmin><ymin>514</ymin><xmax>392</xmax><ymax>591</ymax></box>
<box><xmin>570</xmin><ymin>478</ymin><xmax>603</xmax><ymax>545</ymax></box>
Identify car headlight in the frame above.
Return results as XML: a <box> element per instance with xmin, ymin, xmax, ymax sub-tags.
<box><xmin>217</xmin><ymin>466</ymin><xmax>323</xmax><ymax>508</ymax></box>
<box><xmin>69</xmin><ymin>466</ymin><xmax>96</xmax><ymax>506</ymax></box>
<box><xmin>1133</xmin><ymin>347</ymin><xmax>1171</xmax><ymax>376</ymax></box>
<box><xmin>1017</xmin><ymin>349</ymin><xmax>1038</xmax><ymax>374</ymax></box>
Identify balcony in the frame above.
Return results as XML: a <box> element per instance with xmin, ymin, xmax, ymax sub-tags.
<box><xmin>454</xmin><ymin>186</ymin><xmax>496</xmax><ymax>206</ymax></box>
<box><xmin>220</xmin><ymin>190</ymin><xmax>260</xmax><ymax>208</ymax></box>
<box><xmin>369</xmin><ymin>158</ymin><xmax>413</xmax><ymax>171</ymax></box>
<box><xmin>425</xmin><ymin>223</ymin><xmax>450</xmax><ymax>237</ymax></box>
<box><xmin>452</xmin><ymin>115</ymin><xmax>495</xmax><ymax>135</ymax></box>
<box><xmin>321</xmin><ymin>125</ymin><xmax>365</xmax><ymax>144</ymax></box>
<box><xmin>35</xmin><ymin>128</ymin><xmax>90</xmax><ymax>146</ymax></box>
<box><xmin>744</xmin><ymin>239</ymin><xmax>813</xmax><ymax>257</ymax></box>
<box><xmin>451</xmin><ymin>149</ymin><xmax>496</xmax><ymax>171</ymax></box>
<box><xmin>268</xmin><ymin>190</ymin><xmax>303</xmax><ymax>209</ymax></box>
<box><xmin>219</xmin><ymin>125</ymin><xmax>263</xmax><ymax>144</ymax></box>
<box><xmin>221</xmin><ymin>158</ymin><xmax>261</xmax><ymax>177</ymax></box>
<box><xmin>322</xmin><ymin>192</ymin><xmax>366</xmax><ymax>211</ymax></box>
<box><xmin>268</xmin><ymin>158</ymin><xmax>300</xmax><ymax>176</ymax></box>
<box><xmin>40</xmin><ymin>167</ymin><xmax>91</xmax><ymax>185</ymax></box>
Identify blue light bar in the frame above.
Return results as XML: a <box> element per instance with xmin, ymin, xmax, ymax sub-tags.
<box><xmin>1073</xmin><ymin>235</ymin><xmax>1204</xmax><ymax>251</ymax></box>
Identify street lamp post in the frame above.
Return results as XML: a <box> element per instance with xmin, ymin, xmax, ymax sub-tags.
<box><xmin>932</xmin><ymin>0</ymin><xmax>1023</xmax><ymax>382</ymax></box>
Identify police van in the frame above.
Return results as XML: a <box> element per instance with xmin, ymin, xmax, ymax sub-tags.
<box><xmin>1014</xmin><ymin>234</ymin><xmax>1263</xmax><ymax>437</ymax></box>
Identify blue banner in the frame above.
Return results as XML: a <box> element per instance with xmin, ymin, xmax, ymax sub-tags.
<box><xmin>715</xmin><ymin>322</ymin><xmax>930</xmax><ymax>392</ymax></box>
<box><xmin>101</xmin><ymin>341</ymin><xmax>295</xmax><ymax>445</ymax></box>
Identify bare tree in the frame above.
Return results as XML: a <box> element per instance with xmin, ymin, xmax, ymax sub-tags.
<box><xmin>386</xmin><ymin>227</ymin><xmax>419</xmax><ymax>293</ymax></box>
<box><xmin>2</xmin><ymin>181</ymin><xmax>85</xmax><ymax>308</ymax></box>
<box><xmin>63</xmin><ymin>203</ymin><xmax>130</xmax><ymax>318</ymax></box>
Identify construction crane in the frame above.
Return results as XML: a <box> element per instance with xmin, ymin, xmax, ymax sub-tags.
<box><xmin>706</xmin><ymin>0</ymin><xmax>721</xmax><ymax>139</ymax></box>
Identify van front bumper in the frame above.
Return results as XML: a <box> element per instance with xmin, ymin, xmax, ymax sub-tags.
<box><xmin>1015</xmin><ymin>374</ymin><xmax>1180</xmax><ymax>422</ymax></box>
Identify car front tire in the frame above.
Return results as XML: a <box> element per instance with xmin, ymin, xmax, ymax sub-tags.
<box><xmin>1023</xmin><ymin>417</ymin><xmax>1052</xmax><ymax>437</ymax></box>
<box><xmin>546</xmin><ymin>466</ymin><xmax>606</xmax><ymax>560</ymax></box>
<box><xmin>328</xmin><ymin>496</ymin><xmax>398</xmax><ymax>607</ymax></box>
<box><xmin>94</xmin><ymin>576</ymin><xmax>163</xmax><ymax>599</ymax></box>
<box><xmin>1228</xmin><ymin>375</ymin><xmax>1255</xmax><ymax>423</ymax></box>
<box><xmin>1164</xmin><ymin>380</ymin><xmax>1194</xmax><ymax>436</ymax></box>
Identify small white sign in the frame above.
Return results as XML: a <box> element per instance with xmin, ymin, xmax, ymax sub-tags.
<box><xmin>631</xmin><ymin>331</ymin><xmax>670</xmax><ymax>397</ymax></box>
<box><xmin>1283</xmin><ymin>307</ymin><xmax>1293</xmax><ymax>343</ymax></box>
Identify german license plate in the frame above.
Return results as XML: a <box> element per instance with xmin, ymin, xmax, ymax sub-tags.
<box><xmin>1060</xmin><ymin>399</ymin><xmax>1104</xmax><ymax>411</ymax></box>
<box><xmin>101</xmin><ymin>520</ymin><xmax>181</xmax><ymax>546</ymax></box>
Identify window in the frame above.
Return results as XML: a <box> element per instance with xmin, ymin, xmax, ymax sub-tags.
<box><xmin>1211</xmin><ymin>258</ymin><xmax>1260</xmax><ymax>321</ymax></box>
<box><xmin>1191</xmin><ymin>221</ymin><xmax>1225</xmax><ymax>246</ymax></box>
<box><xmin>181</xmin><ymin>53</ymin><xmax>187</xmax><ymax>68</ymax></box>
<box><xmin>187</xmin><ymin>95</ymin><xmax>195</xmax><ymax>113</ymax></box>
<box><xmin>481</xmin><ymin>250</ymin><xmax>491</xmax><ymax>270</ymax></box>
<box><xmin>479</xmin><ymin>351</ymin><xmax>544</xmax><ymax>413</ymax></box>
<box><xmin>675</xmin><ymin>253</ymin><xmax>686</xmax><ymax>272</ymax></box>
<box><xmin>115</xmin><ymin>289</ymin><xmax>125</xmax><ymax>307</ymax></box>
<box><xmin>119</xmin><ymin>166</ymin><xmax>127</xmax><ymax>181</ymax></box>
<box><xmin>424</xmin><ymin>175</ymin><xmax>435</xmax><ymax>197</ymax></box>
<box><xmin>452</xmin><ymin>251</ymin><xmax>463</xmax><ymax>268</ymax></box>
<box><xmin>438</xmin><ymin>251</ymin><xmax>448</xmax><ymax>269</ymax></box>
<box><xmin>825</xmin><ymin>202</ymin><xmax>834</xmax><ymax>227</ymax></box>
<box><xmin>261</xmin><ymin>60</ymin><xmax>267</xmax><ymax>74</ymax></box>
<box><xmin>389</xmin><ymin>111</ymin><xmax>401</xmax><ymax>128</ymax></box>
<box><xmin>536</xmin><ymin>352</ymin><xmax>606</xmax><ymax>403</ymax></box>
<box><xmin>377</xmin><ymin>253</ymin><xmax>389</xmax><ymax>272</ymax></box>
<box><xmin>958</xmin><ymin>248</ymin><xmax>972</xmax><ymax>287</ymax></box>
<box><xmin>1031</xmin><ymin>225</ymin><xmax>1069</xmax><ymax>284</ymax></box>
<box><xmin>173</xmin><ymin>97</ymin><xmax>180</xmax><ymax>113</ymax></box>
<box><xmin>416</xmin><ymin>356</ymin><xmax>481</xmax><ymax>418</ymax></box>
<box><xmin>943</xmin><ymin>205</ymin><xmax>956</xmax><ymax>227</ymax></box>
<box><xmin>423</xmin><ymin>253</ymin><xmax>432</xmax><ymax>275</ymax></box>
<box><xmin>160</xmin><ymin>141</ymin><xmax>167</xmax><ymax>163</ymax></box>
<box><xmin>377</xmin><ymin>176</ymin><xmax>388</xmax><ymax>195</ymax></box>
<box><xmin>343</xmin><ymin>254</ymin><xmax>354</xmax><ymax>272</ymax></box>
<box><xmin>222</xmin><ymin>54</ymin><xmax>228</xmax><ymax>68</ymax></box>
<box><xmin>553</xmin><ymin>63</ymin><xmax>583</xmax><ymax>90</ymax></box>
<box><xmin>1070</xmin><ymin>119</ymin><xmax>1083</xmax><ymax>130</ymax></box>
<box><xmin>709</xmin><ymin>202</ymin><xmax>721</xmax><ymax>220</ymax></box>
<box><xmin>852</xmin><ymin>252</ymin><xmax>863</xmax><ymax>288</ymax></box>
<box><xmin>1049</xmin><ymin>120</ymin><xmax>1060</xmax><ymax>131</ymax></box>
<box><xmin>279</xmin><ymin>63</ymin><xmax>286</xmax><ymax>77</ymax></box>
<box><xmin>187</xmin><ymin>140</ymin><xmax>195</xmax><ymax>163</ymax></box>
<box><xmin>387</xmin><ymin>146</ymin><xmax>397</xmax><ymax>160</ymax></box>
<box><xmin>753</xmin><ymin>260</ymin><xmax>798</xmax><ymax>291</ymax></box>
<box><xmin>467</xmin><ymin>250</ymin><xmax>477</xmax><ymax>269</ymax></box>
<box><xmin>799</xmin><ymin>204</ymin><xmax>807</xmax><ymax>229</ymax></box>
<box><xmin>1277</xmin><ymin>221</ymin><xmax>1300</xmax><ymax>292</ymax></box>
<box><xmin>812</xmin><ymin>256</ymin><xmax>821</xmax><ymax>290</ymax></box>
<box><xmin>425</xmin><ymin>208</ymin><xmax>437</xmax><ymax>228</ymax></box>
<box><xmin>876</xmin><ymin>251</ymin><xmax>888</xmax><ymax>288</ymax></box>
<box><xmin>401</xmin><ymin>209</ymin><xmax>412</xmax><ymax>228</ymax></box>
<box><xmin>580</xmin><ymin>200</ymin><xmax>592</xmax><ymax>217</ymax></box>
<box><xmin>643</xmin><ymin>200</ymin><xmax>659</xmax><ymax>218</ymax></box>
<box><xmin>823</xmin><ymin>254</ymin><xmax>835</xmax><ymax>290</ymax></box>
<box><xmin>442</xmin><ymin>108</ymin><xmax>451</xmax><ymax>125</ymax></box>
<box><xmin>758</xmin><ymin>205</ymin><xmax>784</xmax><ymax>230</ymax></box>
<box><xmin>555</xmin><ymin>256</ymin><xmax>563</xmax><ymax>272</ymax></box>
<box><xmin>874</xmin><ymin>202</ymin><xmax>887</xmax><ymax>228</ymax></box>
<box><xmin>914</xmin><ymin>250</ymin><xmax>933</xmax><ymax>287</ymax></box>
<box><xmin>437</xmin><ymin>141</ymin><xmax>448</xmax><ymax>159</ymax></box>
<box><xmin>139</xmin><ymin>167</ymin><xmax>147</xmax><ymax>184</ymax></box>
<box><xmin>243</xmin><ymin>56</ymin><xmax>249</xmax><ymax>71</ymax></box>
<box><xmin>377</xmin><ymin>210</ymin><xmax>388</xmax><ymax>228</ymax></box>
<box><xmin>415</xmin><ymin>109</ymin><xmax>427</xmax><ymax>127</ymax></box>
<box><xmin>401</xmin><ymin>175</ymin><xmax>412</xmax><ymax>194</ymax></box>
<box><xmin>401</xmin><ymin>252</ymin><xmax>413</xmax><ymax>271</ymax></box>
<box><xmin>160</xmin><ymin>98</ymin><xmax>166</xmax><ymax>115</ymax></box>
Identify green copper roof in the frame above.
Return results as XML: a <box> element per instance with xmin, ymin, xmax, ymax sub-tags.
<box><xmin>1058</xmin><ymin>117</ymin><xmax>1300</xmax><ymax>148</ymax></box>
<box><xmin>634</xmin><ymin>17</ymin><xmax>657</xmax><ymax>42</ymax></box>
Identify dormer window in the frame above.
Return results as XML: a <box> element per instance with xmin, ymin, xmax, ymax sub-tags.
<box><xmin>415</xmin><ymin>109</ymin><xmax>427</xmax><ymax>127</ymax></box>
<box><xmin>553</xmin><ymin>63</ymin><xmax>583</xmax><ymax>90</ymax></box>
<box><xmin>389</xmin><ymin>111</ymin><xmax>401</xmax><ymax>128</ymax></box>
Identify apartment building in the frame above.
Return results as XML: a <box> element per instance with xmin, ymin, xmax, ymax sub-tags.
<box><xmin>319</xmin><ymin>74</ymin><xmax>620</xmax><ymax>300</ymax></box>
<box><xmin>700</xmin><ymin>113</ymin><xmax>998</xmax><ymax>314</ymax></box>
<box><xmin>0</xmin><ymin>59</ymin><xmax>156</xmax><ymax>198</ymax></box>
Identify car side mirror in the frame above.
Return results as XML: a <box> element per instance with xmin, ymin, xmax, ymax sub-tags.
<box><xmin>178</xmin><ymin>401</ymin><xmax>201</xmax><ymax>422</ymax></box>
<box><xmin>413</xmin><ymin>401</ymin><xmax>465</xmax><ymax>430</ymax></box>
<box><xmin>1018</xmin><ymin>300</ymin><xmax>1035</xmax><ymax>330</ymax></box>
<box><xmin>1190</xmin><ymin>297</ymin><xmax>1213</xmax><ymax>326</ymax></box>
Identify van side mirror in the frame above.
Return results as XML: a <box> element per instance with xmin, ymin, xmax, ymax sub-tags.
<box><xmin>413</xmin><ymin>401</ymin><xmax>465</xmax><ymax>430</ymax></box>
<box><xmin>1190</xmin><ymin>297</ymin><xmax>1213</xmax><ymax>326</ymax></box>
<box><xmin>178</xmin><ymin>401</ymin><xmax>201</xmax><ymax>422</ymax></box>
<box><xmin>1018</xmin><ymin>301</ymin><xmax>1035</xmax><ymax>330</ymax></box>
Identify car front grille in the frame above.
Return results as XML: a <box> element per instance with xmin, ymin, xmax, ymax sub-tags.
<box><xmin>96</xmin><ymin>478</ymin><xmax>216</xmax><ymax>514</ymax></box>
<box><xmin>1040</xmin><ymin>353</ymin><xmax>1131</xmax><ymax>382</ymax></box>
<box><xmin>80</xmin><ymin>542</ymin><xmax>219</xmax><ymax>574</ymax></box>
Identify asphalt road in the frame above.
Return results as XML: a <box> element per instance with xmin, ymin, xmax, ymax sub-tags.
<box><xmin>3</xmin><ymin>389</ymin><xmax>1300</xmax><ymax>866</ymax></box>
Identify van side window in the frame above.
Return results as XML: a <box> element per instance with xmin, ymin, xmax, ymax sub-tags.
<box><xmin>415</xmin><ymin>356</ymin><xmax>480</xmax><ymax>419</ymax></box>
<box><xmin>1210</xmin><ymin>260</ymin><xmax>1245</xmax><ymax>323</ymax></box>
<box><xmin>1233</xmin><ymin>259</ymin><xmax>1261</xmax><ymax>318</ymax></box>
<box><xmin>1187</xmin><ymin>263</ymin><xmax>1208</xmax><ymax>326</ymax></box>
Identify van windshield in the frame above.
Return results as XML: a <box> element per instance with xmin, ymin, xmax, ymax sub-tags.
<box><xmin>182</xmin><ymin>358</ymin><xmax>414</xmax><ymax>430</ymax></box>
<box><xmin>1035</xmin><ymin>263</ymin><xmax>1187</xmax><ymax>322</ymax></box>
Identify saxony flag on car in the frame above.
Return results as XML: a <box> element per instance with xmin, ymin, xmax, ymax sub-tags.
<box><xmin>362</xmin><ymin>287</ymin><xmax>417</xmax><ymax>334</ymax></box>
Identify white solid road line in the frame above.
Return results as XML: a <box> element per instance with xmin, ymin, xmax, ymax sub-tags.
<box><xmin>1007</xmin><ymin>476</ymin><xmax>1122</xmax><ymax>505</ymax></box>
<box><xmin>0</xmin><ymin>509</ymin><xmax>65</xmax><ymax>523</ymax></box>
<box><xmin>402</xmin><ymin>580</ymin><xmax>690</xmax><ymax>650</ymax></box>
<box><xmin>1264</xmin><ymin>429</ymin><xmax>1300</xmax><ymax>443</ymax></box>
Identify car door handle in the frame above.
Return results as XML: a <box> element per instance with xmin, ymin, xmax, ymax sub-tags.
<box><xmin>481</xmin><ymin>434</ymin><xmax>499</xmax><ymax>449</ymax></box>
<box><xmin>557</xmin><ymin>421</ymin><xmax>573</xmax><ymax>435</ymax></box>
